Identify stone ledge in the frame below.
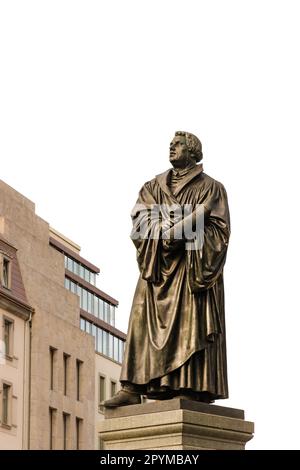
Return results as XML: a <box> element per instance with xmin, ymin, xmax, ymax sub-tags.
<box><xmin>104</xmin><ymin>397</ymin><xmax>244</xmax><ymax>420</ymax></box>
<box><xmin>99</xmin><ymin>399</ymin><xmax>254</xmax><ymax>450</ymax></box>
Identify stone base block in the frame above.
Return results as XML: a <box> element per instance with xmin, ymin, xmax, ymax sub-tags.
<box><xmin>98</xmin><ymin>398</ymin><xmax>254</xmax><ymax>450</ymax></box>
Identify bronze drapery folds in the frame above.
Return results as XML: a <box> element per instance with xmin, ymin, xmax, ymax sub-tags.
<box><xmin>105</xmin><ymin>131</ymin><xmax>230</xmax><ymax>407</ymax></box>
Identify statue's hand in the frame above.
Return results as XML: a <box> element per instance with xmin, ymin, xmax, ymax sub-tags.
<box><xmin>162</xmin><ymin>227</ymin><xmax>185</xmax><ymax>251</ymax></box>
<box><xmin>162</xmin><ymin>238</ymin><xmax>185</xmax><ymax>251</ymax></box>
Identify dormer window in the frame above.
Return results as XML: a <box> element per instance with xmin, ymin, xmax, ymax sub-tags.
<box><xmin>3</xmin><ymin>259</ymin><xmax>10</xmax><ymax>288</ymax></box>
<box><xmin>0</xmin><ymin>255</ymin><xmax>11</xmax><ymax>289</ymax></box>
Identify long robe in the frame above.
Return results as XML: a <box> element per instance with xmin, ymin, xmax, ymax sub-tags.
<box><xmin>120</xmin><ymin>164</ymin><xmax>230</xmax><ymax>400</ymax></box>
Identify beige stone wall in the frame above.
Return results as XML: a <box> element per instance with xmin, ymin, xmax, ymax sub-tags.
<box><xmin>95</xmin><ymin>352</ymin><xmax>121</xmax><ymax>449</ymax></box>
<box><xmin>49</xmin><ymin>227</ymin><xmax>81</xmax><ymax>255</ymax></box>
<box><xmin>0</xmin><ymin>308</ymin><xmax>28</xmax><ymax>449</ymax></box>
<box><xmin>0</xmin><ymin>180</ymin><xmax>95</xmax><ymax>450</ymax></box>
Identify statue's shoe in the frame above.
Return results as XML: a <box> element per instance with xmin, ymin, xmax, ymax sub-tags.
<box><xmin>103</xmin><ymin>390</ymin><xmax>141</xmax><ymax>408</ymax></box>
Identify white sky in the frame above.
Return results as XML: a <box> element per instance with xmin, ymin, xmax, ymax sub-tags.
<box><xmin>1</xmin><ymin>0</ymin><xmax>300</xmax><ymax>450</ymax></box>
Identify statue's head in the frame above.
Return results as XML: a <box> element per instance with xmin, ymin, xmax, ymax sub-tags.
<box><xmin>169</xmin><ymin>131</ymin><xmax>203</xmax><ymax>168</ymax></box>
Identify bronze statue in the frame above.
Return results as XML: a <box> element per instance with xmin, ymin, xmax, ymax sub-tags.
<box><xmin>104</xmin><ymin>131</ymin><xmax>230</xmax><ymax>407</ymax></box>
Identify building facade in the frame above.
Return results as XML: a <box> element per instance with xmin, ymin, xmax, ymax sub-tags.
<box><xmin>0</xmin><ymin>180</ymin><xmax>125</xmax><ymax>449</ymax></box>
<box><xmin>0</xmin><ymin>235</ymin><xmax>33</xmax><ymax>449</ymax></box>
<box><xmin>49</xmin><ymin>228</ymin><xmax>126</xmax><ymax>449</ymax></box>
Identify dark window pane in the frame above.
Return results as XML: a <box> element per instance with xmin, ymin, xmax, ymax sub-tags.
<box><xmin>4</xmin><ymin>320</ymin><xmax>11</xmax><ymax>356</ymax></box>
<box><xmin>2</xmin><ymin>383</ymin><xmax>10</xmax><ymax>424</ymax></box>
<box><xmin>99</xmin><ymin>376</ymin><xmax>105</xmax><ymax>403</ymax></box>
<box><xmin>111</xmin><ymin>381</ymin><xmax>116</xmax><ymax>397</ymax></box>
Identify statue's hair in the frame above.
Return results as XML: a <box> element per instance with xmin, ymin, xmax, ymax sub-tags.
<box><xmin>175</xmin><ymin>131</ymin><xmax>203</xmax><ymax>162</ymax></box>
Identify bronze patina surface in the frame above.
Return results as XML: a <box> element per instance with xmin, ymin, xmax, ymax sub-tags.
<box><xmin>105</xmin><ymin>131</ymin><xmax>230</xmax><ymax>407</ymax></box>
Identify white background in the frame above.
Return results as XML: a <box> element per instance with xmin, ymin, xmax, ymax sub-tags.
<box><xmin>1</xmin><ymin>0</ymin><xmax>300</xmax><ymax>449</ymax></box>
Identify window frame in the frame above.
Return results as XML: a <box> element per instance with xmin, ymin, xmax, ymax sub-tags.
<box><xmin>110</xmin><ymin>380</ymin><xmax>117</xmax><ymax>398</ymax></box>
<box><xmin>98</xmin><ymin>374</ymin><xmax>106</xmax><ymax>413</ymax></box>
<box><xmin>3</xmin><ymin>316</ymin><xmax>14</xmax><ymax>359</ymax></box>
<box><xmin>0</xmin><ymin>254</ymin><xmax>12</xmax><ymax>290</ymax></box>
<box><xmin>76</xmin><ymin>359</ymin><xmax>83</xmax><ymax>401</ymax></box>
<box><xmin>1</xmin><ymin>380</ymin><xmax>12</xmax><ymax>428</ymax></box>
<box><xmin>63</xmin><ymin>353</ymin><xmax>70</xmax><ymax>396</ymax></box>
<box><xmin>49</xmin><ymin>407</ymin><xmax>56</xmax><ymax>450</ymax></box>
<box><xmin>62</xmin><ymin>412</ymin><xmax>70</xmax><ymax>450</ymax></box>
<box><xmin>49</xmin><ymin>346</ymin><xmax>57</xmax><ymax>391</ymax></box>
<box><xmin>75</xmin><ymin>417</ymin><xmax>83</xmax><ymax>450</ymax></box>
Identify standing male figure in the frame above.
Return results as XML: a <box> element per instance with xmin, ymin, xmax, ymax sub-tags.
<box><xmin>104</xmin><ymin>131</ymin><xmax>230</xmax><ymax>407</ymax></box>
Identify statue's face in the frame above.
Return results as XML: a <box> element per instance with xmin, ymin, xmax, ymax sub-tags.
<box><xmin>169</xmin><ymin>134</ymin><xmax>190</xmax><ymax>167</ymax></box>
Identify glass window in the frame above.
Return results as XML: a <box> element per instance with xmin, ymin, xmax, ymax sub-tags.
<box><xmin>4</xmin><ymin>319</ymin><xmax>13</xmax><ymax>357</ymax></box>
<box><xmin>77</xmin><ymin>286</ymin><xmax>82</xmax><ymax>307</ymax></box>
<box><xmin>82</xmin><ymin>289</ymin><xmax>87</xmax><ymax>311</ymax></box>
<box><xmin>99</xmin><ymin>299</ymin><xmax>104</xmax><ymax>320</ymax></box>
<box><xmin>2</xmin><ymin>383</ymin><xmax>11</xmax><ymax>425</ymax></box>
<box><xmin>2</xmin><ymin>258</ymin><xmax>10</xmax><ymax>288</ymax></box>
<box><xmin>110</xmin><ymin>306</ymin><xmax>115</xmax><ymax>326</ymax></box>
<box><xmin>67</xmin><ymin>257</ymin><xmax>73</xmax><ymax>272</ymax></box>
<box><xmin>118</xmin><ymin>340</ymin><xmax>124</xmax><ymax>363</ymax></box>
<box><xmin>113</xmin><ymin>336</ymin><xmax>119</xmax><ymax>362</ymax></box>
<box><xmin>92</xmin><ymin>325</ymin><xmax>96</xmax><ymax>347</ymax></box>
<box><xmin>64</xmin><ymin>256</ymin><xmax>68</xmax><ymax>268</ymax></box>
<box><xmin>96</xmin><ymin>328</ymin><xmax>102</xmax><ymax>354</ymax></box>
<box><xmin>84</xmin><ymin>268</ymin><xmax>89</xmax><ymax>282</ymax></box>
<box><xmin>94</xmin><ymin>296</ymin><xmax>99</xmax><ymax>318</ymax></box>
<box><xmin>64</xmin><ymin>277</ymin><xmax>70</xmax><ymax>289</ymax></box>
<box><xmin>99</xmin><ymin>375</ymin><xmax>105</xmax><ymax>403</ymax></box>
<box><xmin>70</xmin><ymin>281</ymin><xmax>76</xmax><ymax>294</ymax></box>
<box><xmin>85</xmin><ymin>320</ymin><xmax>92</xmax><ymax>335</ymax></box>
<box><xmin>106</xmin><ymin>303</ymin><xmax>111</xmax><ymax>324</ymax></box>
<box><xmin>73</xmin><ymin>261</ymin><xmax>79</xmax><ymax>275</ymax></box>
<box><xmin>87</xmin><ymin>292</ymin><xmax>93</xmax><ymax>314</ymax></box>
<box><xmin>80</xmin><ymin>318</ymin><xmax>85</xmax><ymax>331</ymax></box>
<box><xmin>79</xmin><ymin>264</ymin><xmax>84</xmax><ymax>278</ymax></box>
<box><xmin>104</xmin><ymin>302</ymin><xmax>108</xmax><ymax>323</ymax></box>
<box><xmin>102</xmin><ymin>331</ymin><xmax>108</xmax><ymax>356</ymax></box>
<box><xmin>108</xmin><ymin>334</ymin><xmax>113</xmax><ymax>359</ymax></box>
<box><xmin>110</xmin><ymin>381</ymin><xmax>116</xmax><ymax>398</ymax></box>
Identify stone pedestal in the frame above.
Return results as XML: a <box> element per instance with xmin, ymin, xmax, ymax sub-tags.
<box><xmin>98</xmin><ymin>398</ymin><xmax>254</xmax><ymax>450</ymax></box>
